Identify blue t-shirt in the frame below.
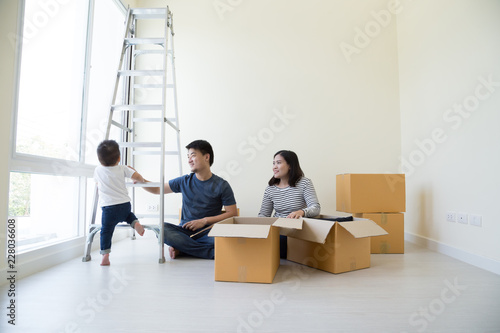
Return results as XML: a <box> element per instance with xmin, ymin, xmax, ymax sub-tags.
<box><xmin>169</xmin><ymin>173</ymin><xmax>236</xmax><ymax>226</ymax></box>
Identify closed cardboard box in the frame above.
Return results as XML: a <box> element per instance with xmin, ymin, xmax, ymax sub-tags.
<box><xmin>286</xmin><ymin>215</ymin><xmax>388</xmax><ymax>274</ymax></box>
<box><xmin>209</xmin><ymin>217</ymin><xmax>302</xmax><ymax>283</ymax></box>
<box><xmin>355</xmin><ymin>213</ymin><xmax>404</xmax><ymax>254</ymax></box>
<box><xmin>336</xmin><ymin>174</ymin><xmax>406</xmax><ymax>213</ymax></box>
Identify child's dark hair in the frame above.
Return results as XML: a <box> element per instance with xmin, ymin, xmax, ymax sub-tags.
<box><xmin>268</xmin><ymin>150</ymin><xmax>304</xmax><ymax>187</ymax></box>
<box><xmin>186</xmin><ymin>140</ymin><xmax>214</xmax><ymax>166</ymax></box>
<box><xmin>97</xmin><ymin>140</ymin><xmax>121</xmax><ymax>166</ymax></box>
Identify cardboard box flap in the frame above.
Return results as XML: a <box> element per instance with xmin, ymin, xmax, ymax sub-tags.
<box><xmin>338</xmin><ymin>218</ymin><xmax>388</xmax><ymax>238</ymax></box>
<box><xmin>272</xmin><ymin>217</ymin><xmax>303</xmax><ymax>230</ymax></box>
<box><xmin>286</xmin><ymin>218</ymin><xmax>335</xmax><ymax>244</ymax></box>
<box><xmin>208</xmin><ymin>224</ymin><xmax>271</xmax><ymax>239</ymax></box>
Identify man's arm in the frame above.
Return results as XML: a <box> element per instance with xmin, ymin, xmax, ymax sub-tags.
<box><xmin>183</xmin><ymin>204</ymin><xmax>238</xmax><ymax>231</ymax></box>
<box><xmin>141</xmin><ymin>180</ymin><xmax>173</xmax><ymax>195</ymax></box>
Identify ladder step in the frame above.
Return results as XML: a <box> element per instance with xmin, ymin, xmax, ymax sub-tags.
<box><xmin>126</xmin><ymin>182</ymin><xmax>162</xmax><ymax>188</ymax></box>
<box><xmin>133</xmin><ymin>117</ymin><xmax>166</xmax><ymax>123</ymax></box>
<box><xmin>132</xmin><ymin>83</ymin><xmax>174</xmax><ymax>89</ymax></box>
<box><xmin>112</xmin><ymin>105</ymin><xmax>163</xmax><ymax>111</ymax></box>
<box><xmin>119</xmin><ymin>142</ymin><xmax>161</xmax><ymax>148</ymax></box>
<box><xmin>118</xmin><ymin>70</ymin><xmax>164</xmax><ymax>77</ymax></box>
<box><xmin>131</xmin><ymin>8</ymin><xmax>167</xmax><ymax>19</ymax></box>
<box><xmin>125</xmin><ymin>38</ymin><xmax>165</xmax><ymax>46</ymax></box>
<box><xmin>134</xmin><ymin>49</ymin><xmax>165</xmax><ymax>56</ymax></box>
<box><xmin>133</xmin><ymin>83</ymin><xmax>164</xmax><ymax>89</ymax></box>
<box><xmin>133</xmin><ymin>151</ymin><xmax>180</xmax><ymax>156</ymax></box>
<box><xmin>135</xmin><ymin>214</ymin><xmax>178</xmax><ymax>219</ymax></box>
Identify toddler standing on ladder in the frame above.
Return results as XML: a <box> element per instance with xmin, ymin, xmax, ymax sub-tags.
<box><xmin>94</xmin><ymin>139</ymin><xmax>146</xmax><ymax>266</ymax></box>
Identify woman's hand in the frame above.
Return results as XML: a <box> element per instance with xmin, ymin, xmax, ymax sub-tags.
<box><xmin>287</xmin><ymin>210</ymin><xmax>305</xmax><ymax>219</ymax></box>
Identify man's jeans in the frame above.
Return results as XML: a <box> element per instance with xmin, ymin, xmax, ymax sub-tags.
<box><xmin>164</xmin><ymin>223</ymin><xmax>215</xmax><ymax>259</ymax></box>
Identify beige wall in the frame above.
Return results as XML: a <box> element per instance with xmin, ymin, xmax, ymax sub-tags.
<box><xmin>0</xmin><ymin>0</ymin><xmax>19</xmax><ymax>273</ymax></box>
<box><xmin>135</xmin><ymin>0</ymin><xmax>403</xmax><ymax>217</ymax></box>
<box><xmin>398</xmin><ymin>0</ymin><xmax>500</xmax><ymax>267</ymax></box>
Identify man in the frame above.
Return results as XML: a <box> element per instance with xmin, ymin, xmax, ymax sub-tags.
<box><xmin>144</xmin><ymin>140</ymin><xmax>237</xmax><ymax>259</ymax></box>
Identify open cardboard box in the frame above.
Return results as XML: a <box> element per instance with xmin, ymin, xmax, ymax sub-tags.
<box><xmin>208</xmin><ymin>217</ymin><xmax>302</xmax><ymax>284</ymax></box>
<box><xmin>286</xmin><ymin>214</ymin><xmax>388</xmax><ymax>274</ymax></box>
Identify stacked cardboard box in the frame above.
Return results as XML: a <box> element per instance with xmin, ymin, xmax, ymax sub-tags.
<box><xmin>336</xmin><ymin>174</ymin><xmax>406</xmax><ymax>254</ymax></box>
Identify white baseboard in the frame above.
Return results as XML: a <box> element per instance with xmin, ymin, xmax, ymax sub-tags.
<box><xmin>405</xmin><ymin>231</ymin><xmax>500</xmax><ymax>276</ymax></box>
<box><xmin>0</xmin><ymin>231</ymin><xmax>130</xmax><ymax>286</ymax></box>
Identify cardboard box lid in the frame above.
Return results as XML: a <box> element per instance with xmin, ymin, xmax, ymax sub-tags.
<box><xmin>272</xmin><ymin>217</ymin><xmax>303</xmax><ymax>230</ymax></box>
<box><xmin>208</xmin><ymin>217</ymin><xmax>302</xmax><ymax>239</ymax></box>
<box><xmin>338</xmin><ymin>218</ymin><xmax>388</xmax><ymax>238</ymax></box>
<box><xmin>286</xmin><ymin>218</ymin><xmax>336</xmax><ymax>244</ymax></box>
<box><xmin>286</xmin><ymin>217</ymin><xmax>388</xmax><ymax>243</ymax></box>
<box><xmin>209</xmin><ymin>224</ymin><xmax>272</xmax><ymax>239</ymax></box>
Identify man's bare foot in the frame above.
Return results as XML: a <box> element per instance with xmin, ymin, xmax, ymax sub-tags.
<box><xmin>134</xmin><ymin>221</ymin><xmax>145</xmax><ymax>236</ymax></box>
<box><xmin>169</xmin><ymin>246</ymin><xmax>180</xmax><ymax>259</ymax></box>
<box><xmin>101</xmin><ymin>253</ymin><xmax>110</xmax><ymax>266</ymax></box>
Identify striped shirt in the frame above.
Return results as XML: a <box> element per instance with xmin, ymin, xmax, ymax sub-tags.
<box><xmin>258</xmin><ymin>177</ymin><xmax>321</xmax><ymax>218</ymax></box>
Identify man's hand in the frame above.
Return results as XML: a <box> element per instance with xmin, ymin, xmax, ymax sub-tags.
<box><xmin>287</xmin><ymin>210</ymin><xmax>305</xmax><ymax>219</ymax></box>
<box><xmin>183</xmin><ymin>218</ymin><xmax>208</xmax><ymax>231</ymax></box>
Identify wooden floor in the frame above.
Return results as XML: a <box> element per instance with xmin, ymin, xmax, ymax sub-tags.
<box><xmin>1</xmin><ymin>233</ymin><xmax>499</xmax><ymax>333</ymax></box>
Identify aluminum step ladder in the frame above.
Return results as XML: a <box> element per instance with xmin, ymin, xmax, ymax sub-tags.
<box><xmin>83</xmin><ymin>7</ymin><xmax>182</xmax><ymax>264</ymax></box>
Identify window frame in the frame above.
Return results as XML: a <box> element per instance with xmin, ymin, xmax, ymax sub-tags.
<box><xmin>9</xmin><ymin>0</ymin><xmax>127</xmax><ymax>254</ymax></box>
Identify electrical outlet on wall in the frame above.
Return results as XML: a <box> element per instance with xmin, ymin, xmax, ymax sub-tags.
<box><xmin>470</xmin><ymin>214</ymin><xmax>482</xmax><ymax>227</ymax></box>
<box><xmin>147</xmin><ymin>204</ymin><xmax>159</xmax><ymax>212</ymax></box>
<box><xmin>457</xmin><ymin>212</ymin><xmax>468</xmax><ymax>224</ymax></box>
<box><xmin>446</xmin><ymin>211</ymin><xmax>456</xmax><ymax>222</ymax></box>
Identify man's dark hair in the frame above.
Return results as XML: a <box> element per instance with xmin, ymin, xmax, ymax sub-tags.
<box><xmin>268</xmin><ymin>150</ymin><xmax>304</xmax><ymax>187</ymax></box>
<box><xmin>186</xmin><ymin>140</ymin><xmax>214</xmax><ymax>166</ymax></box>
<box><xmin>97</xmin><ymin>140</ymin><xmax>121</xmax><ymax>166</ymax></box>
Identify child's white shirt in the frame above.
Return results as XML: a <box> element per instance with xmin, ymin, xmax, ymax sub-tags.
<box><xmin>94</xmin><ymin>165</ymin><xmax>135</xmax><ymax>207</ymax></box>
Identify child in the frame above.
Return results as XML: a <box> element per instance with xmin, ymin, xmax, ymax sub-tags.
<box><xmin>94</xmin><ymin>139</ymin><xmax>146</xmax><ymax>266</ymax></box>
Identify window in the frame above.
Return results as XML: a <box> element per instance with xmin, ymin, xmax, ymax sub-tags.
<box><xmin>9</xmin><ymin>0</ymin><xmax>126</xmax><ymax>252</ymax></box>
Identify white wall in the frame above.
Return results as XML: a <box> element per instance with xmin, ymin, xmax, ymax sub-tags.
<box><xmin>398</xmin><ymin>0</ymin><xmax>500</xmax><ymax>269</ymax></box>
<box><xmin>136</xmin><ymin>0</ymin><xmax>402</xmax><ymax>217</ymax></box>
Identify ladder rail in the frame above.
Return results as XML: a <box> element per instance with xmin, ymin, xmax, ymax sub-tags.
<box><xmin>87</xmin><ymin>7</ymin><xmax>133</xmax><ymax>230</ymax></box>
<box><xmin>84</xmin><ymin>6</ymin><xmax>181</xmax><ymax>264</ymax></box>
<box><xmin>105</xmin><ymin>7</ymin><xmax>134</xmax><ymax>140</ymax></box>
<box><xmin>158</xmin><ymin>7</ymin><xmax>171</xmax><ymax>263</ymax></box>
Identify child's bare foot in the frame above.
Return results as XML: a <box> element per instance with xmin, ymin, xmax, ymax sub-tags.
<box><xmin>169</xmin><ymin>246</ymin><xmax>180</xmax><ymax>259</ymax></box>
<box><xmin>134</xmin><ymin>221</ymin><xmax>145</xmax><ymax>236</ymax></box>
<box><xmin>101</xmin><ymin>253</ymin><xmax>110</xmax><ymax>266</ymax></box>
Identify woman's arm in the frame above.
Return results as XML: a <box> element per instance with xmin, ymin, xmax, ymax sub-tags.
<box><xmin>258</xmin><ymin>188</ymin><xmax>273</xmax><ymax>217</ymax></box>
<box><xmin>302</xmin><ymin>178</ymin><xmax>321</xmax><ymax>217</ymax></box>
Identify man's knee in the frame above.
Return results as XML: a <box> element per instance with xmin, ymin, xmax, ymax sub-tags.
<box><xmin>163</xmin><ymin>223</ymin><xmax>184</xmax><ymax>244</ymax></box>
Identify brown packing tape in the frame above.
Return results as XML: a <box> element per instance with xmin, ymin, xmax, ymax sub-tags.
<box><xmin>238</xmin><ymin>266</ymin><xmax>247</xmax><ymax>282</ymax></box>
<box><xmin>380</xmin><ymin>241</ymin><xmax>390</xmax><ymax>253</ymax></box>
<box><xmin>350</xmin><ymin>257</ymin><xmax>356</xmax><ymax>271</ymax></box>
<box><xmin>381</xmin><ymin>213</ymin><xmax>388</xmax><ymax>225</ymax></box>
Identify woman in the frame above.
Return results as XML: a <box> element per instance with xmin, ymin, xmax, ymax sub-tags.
<box><xmin>258</xmin><ymin>150</ymin><xmax>321</xmax><ymax>258</ymax></box>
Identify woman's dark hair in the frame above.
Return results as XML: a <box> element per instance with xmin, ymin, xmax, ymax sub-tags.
<box><xmin>186</xmin><ymin>140</ymin><xmax>214</xmax><ymax>166</ymax></box>
<box><xmin>268</xmin><ymin>150</ymin><xmax>304</xmax><ymax>187</ymax></box>
<box><xmin>97</xmin><ymin>140</ymin><xmax>120</xmax><ymax>166</ymax></box>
